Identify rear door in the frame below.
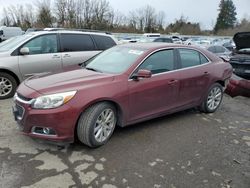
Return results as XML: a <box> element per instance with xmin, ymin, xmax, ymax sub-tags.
<box><xmin>176</xmin><ymin>48</ymin><xmax>211</xmax><ymax>107</ymax></box>
<box><xmin>18</xmin><ymin>34</ymin><xmax>62</xmax><ymax>79</ymax></box>
<box><xmin>60</xmin><ymin>33</ymin><xmax>101</xmax><ymax>67</ymax></box>
<box><xmin>128</xmin><ymin>49</ymin><xmax>180</xmax><ymax>121</ymax></box>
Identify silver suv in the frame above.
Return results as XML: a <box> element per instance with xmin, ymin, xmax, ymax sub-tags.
<box><xmin>0</xmin><ymin>30</ymin><xmax>117</xmax><ymax>99</ymax></box>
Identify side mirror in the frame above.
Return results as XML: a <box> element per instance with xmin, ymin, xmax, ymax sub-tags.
<box><xmin>20</xmin><ymin>47</ymin><xmax>30</xmax><ymax>55</ymax></box>
<box><xmin>132</xmin><ymin>69</ymin><xmax>152</xmax><ymax>80</ymax></box>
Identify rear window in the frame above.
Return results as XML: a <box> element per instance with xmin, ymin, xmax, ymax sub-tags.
<box><xmin>91</xmin><ymin>35</ymin><xmax>116</xmax><ymax>50</ymax></box>
<box><xmin>60</xmin><ymin>34</ymin><xmax>95</xmax><ymax>52</ymax></box>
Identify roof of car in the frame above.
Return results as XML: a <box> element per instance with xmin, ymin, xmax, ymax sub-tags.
<box><xmin>28</xmin><ymin>30</ymin><xmax>112</xmax><ymax>37</ymax></box>
<box><xmin>119</xmin><ymin>42</ymin><xmax>222</xmax><ymax>62</ymax></box>
<box><xmin>119</xmin><ymin>42</ymin><xmax>196</xmax><ymax>50</ymax></box>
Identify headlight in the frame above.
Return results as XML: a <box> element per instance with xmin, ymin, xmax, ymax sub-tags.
<box><xmin>32</xmin><ymin>91</ymin><xmax>77</xmax><ymax>109</ymax></box>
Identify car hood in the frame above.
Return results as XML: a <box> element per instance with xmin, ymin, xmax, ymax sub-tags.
<box><xmin>233</xmin><ymin>32</ymin><xmax>250</xmax><ymax>50</ymax></box>
<box><xmin>24</xmin><ymin>69</ymin><xmax>115</xmax><ymax>94</ymax></box>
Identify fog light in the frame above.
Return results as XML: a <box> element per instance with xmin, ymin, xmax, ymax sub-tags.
<box><xmin>32</xmin><ymin>126</ymin><xmax>56</xmax><ymax>136</ymax></box>
<box><xmin>43</xmin><ymin>128</ymin><xmax>50</xmax><ymax>135</ymax></box>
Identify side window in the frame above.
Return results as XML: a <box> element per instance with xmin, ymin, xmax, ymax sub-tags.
<box><xmin>92</xmin><ymin>35</ymin><xmax>116</xmax><ymax>50</ymax></box>
<box><xmin>138</xmin><ymin>49</ymin><xmax>175</xmax><ymax>74</ymax></box>
<box><xmin>61</xmin><ymin>34</ymin><xmax>95</xmax><ymax>52</ymax></box>
<box><xmin>23</xmin><ymin>34</ymin><xmax>57</xmax><ymax>55</ymax></box>
<box><xmin>179</xmin><ymin>49</ymin><xmax>202</xmax><ymax>68</ymax></box>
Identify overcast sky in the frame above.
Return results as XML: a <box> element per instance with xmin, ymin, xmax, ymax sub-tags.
<box><xmin>0</xmin><ymin>0</ymin><xmax>249</xmax><ymax>30</ymax></box>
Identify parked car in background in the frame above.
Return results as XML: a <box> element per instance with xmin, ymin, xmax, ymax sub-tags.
<box><xmin>13</xmin><ymin>43</ymin><xmax>232</xmax><ymax>147</ymax></box>
<box><xmin>171</xmin><ymin>36</ymin><xmax>183</xmax><ymax>44</ymax></box>
<box><xmin>152</xmin><ymin>37</ymin><xmax>173</xmax><ymax>43</ymax></box>
<box><xmin>229</xmin><ymin>32</ymin><xmax>250</xmax><ymax>79</ymax></box>
<box><xmin>184</xmin><ymin>37</ymin><xmax>211</xmax><ymax>46</ymax></box>
<box><xmin>118</xmin><ymin>37</ymin><xmax>138</xmax><ymax>44</ymax></box>
<box><xmin>225</xmin><ymin>74</ymin><xmax>250</xmax><ymax>98</ymax></box>
<box><xmin>143</xmin><ymin>33</ymin><xmax>160</xmax><ymax>38</ymax></box>
<box><xmin>206</xmin><ymin>45</ymin><xmax>231</xmax><ymax>62</ymax></box>
<box><xmin>0</xmin><ymin>30</ymin><xmax>117</xmax><ymax>99</ymax></box>
<box><xmin>184</xmin><ymin>37</ymin><xmax>201</xmax><ymax>45</ymax></box>
<box><xmin>222</xmin><ymin>40</ymin><xmax>236</xmax><ymax>51</ymax></box>
<box><xmin>0</xmin><ymin>26</ymin><xmax>23</xmax><ymax>42</ymax></box>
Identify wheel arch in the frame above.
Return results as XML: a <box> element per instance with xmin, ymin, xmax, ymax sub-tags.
<box><xmin>74</xmin><ymin>99</ymin><xmax>124</xmax><ymax>141</ymax></box>
<box><xmin>0</xmin><ymin>68</ymin><xmax>20</xmax><ymax>85</ymax></box>
<box><xmin>215</xmin><ymin>80</ymin><xmax>225</xmax><ymax>87</ymax></box>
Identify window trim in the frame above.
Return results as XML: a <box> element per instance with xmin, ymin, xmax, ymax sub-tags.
<box><xmin>129</xmin><ymin>48</ymin><xmax>177</xmax><ymax>79</ymax></box>
<box><xmin>128</xmin><ymin>47</ymin><xmax>211</xmax><ymax>81</ymax></box>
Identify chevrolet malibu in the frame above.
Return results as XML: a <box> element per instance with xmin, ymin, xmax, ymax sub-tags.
<box><xmin>13</xmin><ymin>43</ymin><xmax>233</xmax><ymax>147</ymax></box>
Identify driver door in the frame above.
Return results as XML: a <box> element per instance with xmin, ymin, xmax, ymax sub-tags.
<box><xmin>128</xmin><ymin>49</ymin><xmax>180</xmax><ymax>122</ymax></box>
<box><xmin>18</xmin><ymin>34</ymin><xmax>62</xmax><ymax>79</ymax></box>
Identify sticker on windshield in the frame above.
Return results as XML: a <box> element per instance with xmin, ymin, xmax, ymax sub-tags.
<box><xmin>128</xmin><ymin>50</ymin><xmax>144</xmax><ymax>55</ymax></box>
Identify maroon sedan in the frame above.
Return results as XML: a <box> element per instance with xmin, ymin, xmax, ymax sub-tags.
<box><xmin>13</xmin><ymin>43</ymin><xmax>232</xmax><ymax>147</ymax></box>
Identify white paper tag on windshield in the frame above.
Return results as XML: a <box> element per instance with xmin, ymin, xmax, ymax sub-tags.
<box><xmin>128</xmin><ymin>50</ymin><xmax>144</xmax><ymax>55</ymax></box>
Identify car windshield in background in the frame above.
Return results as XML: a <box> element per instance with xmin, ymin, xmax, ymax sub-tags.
<box><xmin>0</xmin><ymin>34</ymin><xmax>33</xmax><ymax>52</ymax></box>
<box><xmin>86</xmin><ymin>46</ymin><xmax>144</xmax><ymax>74</ymax></box>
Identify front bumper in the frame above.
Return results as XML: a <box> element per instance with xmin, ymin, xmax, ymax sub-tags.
<box><xmin>13</xmin><ymin>98</ymin><xmax>79</xmax><ymax>143</ymax></box>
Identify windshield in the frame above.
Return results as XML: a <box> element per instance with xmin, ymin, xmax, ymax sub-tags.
<box><xmin>86</xmin><ymin>46</ymin><xmax>145</xmax><ymax>74</ymax></box>
<box><xmin>0</xmin><ymin>34</ymin><xmax>33</xmax><ymax>52</ymax></box>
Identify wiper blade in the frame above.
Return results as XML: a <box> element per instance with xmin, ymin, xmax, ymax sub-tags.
<box><xmin>85</xmin><ymin>67</ymin><xmax>102</xmax><ymax>73</ymax></box>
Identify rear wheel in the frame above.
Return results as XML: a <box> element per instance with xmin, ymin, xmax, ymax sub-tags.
<box><xmin>0</xmin><ymin>72</ymin><xmax>17</xmax><ymax>99</ymax></box>
<box><xmin>77</xmin><ymin>102</ymin><xmax>117</xmax><ymax>148</ymax></box>
<box><xmin>199</xmin><ymin>83</ymin><xmax>223</xmax><ymax>113</ymax></box>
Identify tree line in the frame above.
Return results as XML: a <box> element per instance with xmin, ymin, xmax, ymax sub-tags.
<box><xmin>1</xmin><ymin>0</ymin><xmax>249</xmax><ymax>35</ymax></box>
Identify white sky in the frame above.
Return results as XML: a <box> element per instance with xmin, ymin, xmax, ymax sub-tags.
<box><xmin>0</xmin><ymin>0</ymin><xmax>249</xmax><ymax>30</ymax></box>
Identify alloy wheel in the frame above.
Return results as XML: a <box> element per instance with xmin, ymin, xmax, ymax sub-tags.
<box><xmin>207</xmin><ymin>86</ymin><xmax>222</xmax><ymax>111</ymax></box>
<box><xmin>94</xmin><ymin>108</ymin><xmax>116</xmax><ymax>143</ymax></box>
<box><xmin>0</xmin><ymin>76</ymin><xmax>13</xmax><ymax>97</ymax></box>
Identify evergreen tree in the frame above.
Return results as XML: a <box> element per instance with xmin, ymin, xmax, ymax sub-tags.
<box><xmin>214</xmin><ymin>0</ymin><xmax>237</xmax><ymax>33</ymax></box>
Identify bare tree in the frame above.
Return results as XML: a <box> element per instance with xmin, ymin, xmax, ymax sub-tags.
<box><xmin>36</xmin><ymin>0</ymin><xmax>53</xmax><ymax>27</ymax></box>
<box><xmin>54</xmin><ymin>0</ymin><xmax>67</xmax><ymax>27</ymax></box>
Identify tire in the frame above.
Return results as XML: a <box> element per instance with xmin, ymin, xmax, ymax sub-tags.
<box><xmin>199</xmin><ymin>83</ymin><xmax>223</xmax><ymax>113</ymax></box>
<box><xmin>77</xmin><ymin>102</ymin><xmax>117</xmax><ymax>148</ymax></box>
<box><xmin>0</xmin><ymin>72</ymin><xmax>17</xmax><ymax>99</ymax></box>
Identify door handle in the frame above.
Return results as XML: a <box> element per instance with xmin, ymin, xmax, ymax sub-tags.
<box><xmin>204</xmin><ymin>71</ymin><xmax>209</xmax><ymax>75</ymax></box>
<box><xmin>168</xmin><ymin>79</ymin><xmax>178</xmax><ymax>85</ymax></box>
<box><xmin>63</xmin><ymin>54</ymin><xmax>71</xmax><ymax>58</ymax></box>
<box><xmin>52</xmin><ymin>55</ymin><xmax>60</xmax><ymax>59</ymax></box>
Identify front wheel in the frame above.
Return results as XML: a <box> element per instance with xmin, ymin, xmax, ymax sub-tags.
<box><xmin>0</xmin><ymin>72</ymin><xmax>17</xmax><ymax>100</ymax></box>
<box><xmin>199</xmin><ymin>83</ymin><xmax>223</xmax><ymax>113</ymax></box>
<box><xmin>77</xmin><ymin>102</ymin><xmax>117</xmax><ymax>148</ymax></box>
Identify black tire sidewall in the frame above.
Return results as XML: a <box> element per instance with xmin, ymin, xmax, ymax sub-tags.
<box><xmin>204</xmin><ymin>83</ymin><xmax>223</xmax><ymax>113</ymax></box>
<box><xmin>0</xmin><ymin>72</ymin><xmax>17</xmax><ymax>99</ymax></box>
